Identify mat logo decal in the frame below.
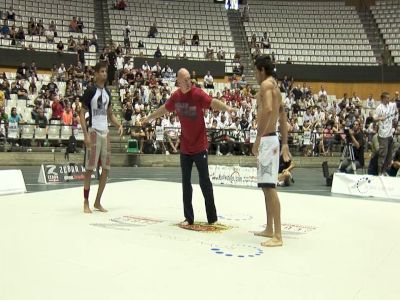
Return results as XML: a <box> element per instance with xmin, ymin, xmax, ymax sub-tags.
<box><xmin>218</xmin><ymin>213</ymin><xmax>253</xmax><ymax>221</ymax></box>
<box><xmin>210</xmin><ymin>244</ymin><xmax>263</xmax><ymax>259</ymax></box>
<box><xmin>356</xmin><ymin>176</ymin><xmax>372</xmax><ymax>194</ymax></box>
<box><xmin>177</xmin><ymin>222</ymin><xmax>232</xmax><ymax>233</ymax></box>
<box><xmin>90</xmin><ymin>215</ymin><xmax>164</xmax><ymax>231</ymax></box>
<box><xmin>261</xmin><ymin>223</ymin><xmax>317</xmax><ymax>234</ymax></box>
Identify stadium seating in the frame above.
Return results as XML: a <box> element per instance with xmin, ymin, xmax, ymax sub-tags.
<box><xmin>106</xmin><ymin>0</ymin><xmax>237</xmax><ymax>73</ymax></box>
<box><xmin>371</xmin><ymin>0</ymin><xmax>400</xmax><ymax>64</ymax></box>
<box><xmin>0</xmin><ymin>0</ymin><xmax>97</xmax><ymax>65</ymax></box>
<box><xmin>244</xmin><ymin>0</ymin><xmax>377</xmax><ymax>65</ymax></box>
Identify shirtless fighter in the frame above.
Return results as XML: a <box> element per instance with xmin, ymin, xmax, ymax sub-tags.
<box><xmin>252</xmin><ymin>55</ymin><xmax>292</xmax><ymax>247</ymax></box>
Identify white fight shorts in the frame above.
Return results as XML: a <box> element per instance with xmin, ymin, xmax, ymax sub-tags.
<box><xmin>257</xmin><ymin>133</ymin><xmax>279</xmax><ymax>188</ymax></box>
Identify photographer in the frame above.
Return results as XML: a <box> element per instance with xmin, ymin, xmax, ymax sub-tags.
<box><xmin>339</xmin><ymin>121</ymin><xmax>365</xmax><ymax>173</ymax></box>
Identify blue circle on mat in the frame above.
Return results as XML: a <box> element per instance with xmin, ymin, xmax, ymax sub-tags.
<box><xmin>216</xmin><ymin>251</ymin><xmax>224</xmax><ymax>254</ymax></box>
<box><xmin>211</xmin><ymin>248</ymin><xmax>220</xmax><ymax>251</ymax></box>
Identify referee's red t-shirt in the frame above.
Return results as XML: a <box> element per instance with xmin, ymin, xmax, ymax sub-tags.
<box><xmin>165</xmin><ymin>86</ymin><xmax>211</xmax><ymax>155</ymax></box>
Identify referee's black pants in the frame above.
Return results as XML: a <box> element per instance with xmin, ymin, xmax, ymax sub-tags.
<box><xmin>180</xmin><ymin>150</ymin><xmax>217</xmax><ymax>225</ymax></box>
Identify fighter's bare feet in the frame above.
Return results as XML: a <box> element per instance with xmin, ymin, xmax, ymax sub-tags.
<box><xmin>254</xmin><ymin>229</ymin><xmax>274</xmax><ymax>238</ymax></box>
<box><xmin>84</xmin><ymin>202</ymin><xmax>92</xmax><ymax>214</ymax></box>
<box><xmin>93</xmin><ymin>203</ymin><xmax>108</xmax><ymax>212</ymax></box>
<box><xmin>261</xmin><ymin>236</ymin><xmax>283</xmax><ymax>247</ymax></box>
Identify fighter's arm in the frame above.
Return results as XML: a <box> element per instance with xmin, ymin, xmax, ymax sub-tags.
<box><xmin>278</xmin><ymin>93</ymin><xmax>291</xmax><ymax>161</ymax></box>
<box><xmin>142</xmin><ymin>105</ymin><xmax>168</xmax><ymax>124</ymax></box>
<box><xmin>107</xmin><ymin>105</ymin><xmax>123</xmax><ymax>136</ymax></box>
<box><xmin>210</xmin><ymin>99</ymin><xmax>235</xmax><ymax>113</ymax></box>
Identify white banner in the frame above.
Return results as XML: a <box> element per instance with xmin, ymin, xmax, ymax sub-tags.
<box><xmin>249</xmin><ymin>130</ymin><xmax>257</xmax><ymax>143</ymax></box>
<box><xmin>209</xmin><ymin>165</ymin><xmax>257</xmax><ymax>187</ymax></box>
<box><xmin>0</xmin><ymin>170</ymin><xmax>26</xmax><ymax>196</ymax></box>
<box><xmin>331</xmin><ymin>173</ymin><xmax>400</xmax><ymax>200</ymax></box>
<box><xmin>155</xmin><ymin>126</ymin><xmax>164</xmax><ymax>141</ymax></box>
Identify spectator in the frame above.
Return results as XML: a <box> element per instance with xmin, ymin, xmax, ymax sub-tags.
<box><xmin>234</xmin><ymin>52</ymin><xmax>241</xmax><ymax>63</ymax></box>
<box><xmin>45</xmin><ymin>27</ymin><xmax>54</xmax><ymax>43</ymax></box>
<box><xmin>72</xmin><ymin>97</ymin><xmax>82</xmax><ymax>114</ymax></box>
<box><xmin>318</xmin><ymin>86</ymin><xmax>327</xmax><ymax>97</ymax></box>
<box><xmin>35</xmin><ymin>109</ymin><xmax>48</xmax><ymax>129</ymax></box>
<box><xmin>138</xmin><ymin>40</ymin><xmax>145</xmax><ymax>49</ymax></box>
<box><xmin>154</xmin><ymin>46</ymin><xmax>162</xmax><ymax>59</ymax></box>
<box><xmin>69</xmin><ymin>17</ymin><xmax>78</xmax><ymax>32</ymax></box>
<box><xmin>387</xmin><ymin>147</ymin><xmax>400</xmax><ymax>177</ymax></box>
<box><xmin>90</xmin><ymin>30</ymin><xmax>98</xmax><ymax>52</ymax></box>
<box><xmin>123</xmin><ymin>101</ymin><xmax>134</xmax><ymax>126</ymax></box>
<box><xmin>393</xmin><ymin>91</ymin><xmax>400</xmax><ymax>110</ymax></box>
<box><xmin>61</xmin><ymin>105</ymin><xmax>73</xmax><ymax>125</ymax></box>
<box><xmin>286</xmin><ymin>57</ymin><xmax>293</xmax><ymax>64</ymax></box>
<box><xmin>0</xmin><ymin>20</ymin><xmax>10</xmax><ymax>38</ymax></box>
<box><xmin>7</xmin><ymin>6</ymin><xmax>15</xmax><ymax>21</ymax></box>
<box><xmin>179</xmin><ymin>30</ymin><xmax>187</xmax><ymax>45</ymax></box>
<box><xmin>115</xmin><ymin>0</ymin><xmax>127</xmax><ymax>10</ymax></box>
<box><xmin>67</xmin><ymin>36</ymin><xmax>77</xmax><ymax>52</ymax></box>
<box><xmin>339</xmin><ymin>120</ymin><xmax>365</xmax><ymax>173</ymax></box>
<box><xmin>16</xmin><ymin>63</ymin><xmax>28</xmax><ymax>79</ymax></box>
<box><xmin>77</xmin><ymin>44</ymin><xmax>85</xmax><ymax>66</ymax></box>
<box><xmin>51</xmin><ymin>95</ymin><xmax>64</xmax><ymax>120</ymax></box>
<box><xmin>57</xmin><ymin>40</ymin><xmax>64</xmax><ymax>53</ymax></box>
<box><xmin>192</xmin><ymin>30</ymin><xmax>199</xmax><ymax>46</ymax></box>
<box><xmin>206</xmin><ymin>42</ymin><xmax>214</xmax><ymax>60</ymax></box>
<box><xmin>366</xmin><ymin>94</ymin><xmax>375</xmax><ymax>109</ymax></box>
<box><xmin>261</xmin><ymin>36</ymin><xmax>270</xmax><ymax>49</ymax></box>
<box><xmin>277</xmin><ymin>155</ymin><xmax>295</xmax><ymax>186</ymax></box>
<box><xmin>233</xmin><ymin>63</ymin><xmax>244</xmax><ymax>76</ymax></box>
<box><xmin>214</xmin><ymin>47</ymin><xmax>224</xmax><ymax>60</ymax></box>
<box><xmin>27</xmin><ymin>17</ymin><xmax>36</xmax><ymax>35</ymax></box>
<box><xmin>16</xmin><ymin>26</ymin><xmax>25</xmax><ymax>44</ymax></box>
<box><xmin>238</xmin><ymin>75</ymin><xmax>247</xmax><ymax>89</ymax></box>
<box><xmin>119</xmin><ymin>74</ymin><xmax>129</xmax><ymax>89</ymax></box>
<box><xmin>49</xmin><ymin>21</ymin><xmax>57</xmax><ymax>37</ymax></box>
<box><xmin>165</xmin><ymin>115</ymin><xmax>180</xmax><ymax>154</ymax></box>
<box><xmin>148</xmin><ymin>22</ymin><xmax>158</xmax><ymax>38</ymax></box>
<box><xmin>58</xmin><ymin>63</ymin><xmax>67</xmax><ymax>81</ymax></box>
<box><xmin>9</xmin><ymin>107</ymin><xmax>22</xmax><ymax>124</ymax></box>
<box><xmin>374</xmin><ymin>92</ymin><xmax>396</xmax><ymax>175</ymax></box>
<box><xmin>252</xmin><ymin>44</ymin><xmax>261</xmax><ymax>60</ymax></box>
<box><xmin>204</xmin><ymin>71</ymin><xmax>214</xmax><ymax>89</ymax></box>
<box><xmin>77</xmin><ymin>17</ymin><xmax>84</xmax><ymax>33</ymax></box>
<box><xmin>162</xmin><ymin>64</ymin><xmax>174</xmax><ymax>79</ymax></box>
<box><xmin>36</xmin><ymin>20</ymin><xmax>44</xmax><ymax>36</ymax></box>
<box><xmin>123</xmin><ymin>20</ymin><xmax>131</xmax><ymax>50</ymax></box>
<box><xmin>251</xmin><ymin>33</ymin><xmax>257</xmax><ymax>47</ymax></box>
<box><xmin>82</xmin><ymin>36</ymin><xmax>89</xmax><ymax>52</ymax></box>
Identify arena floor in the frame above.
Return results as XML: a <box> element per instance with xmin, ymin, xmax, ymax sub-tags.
<box><xmin>1</xmin><ymin>170</ymin><xmax>399</xmax><ymax>300</ymax></box>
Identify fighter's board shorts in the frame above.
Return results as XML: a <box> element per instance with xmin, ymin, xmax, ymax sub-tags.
<box><xmin>257</xmin><ymin>133</ymin><xmax>279</xmax><ymax>188</ymax></box>
<box><xmin>85</xmin><ymin>128</ymin><xmax>111</xmax><ymax>171</ymax></box>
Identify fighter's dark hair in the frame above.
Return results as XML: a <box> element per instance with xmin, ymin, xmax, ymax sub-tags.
<box><xmin>94</xmin><ymin>61</ymin><xmax>108</xmax><ymax>73</ymax></box>
<box><xmin>254</xmin><ymin>55</ymin><xmax>274</xmax><ymax>76</ymax></box>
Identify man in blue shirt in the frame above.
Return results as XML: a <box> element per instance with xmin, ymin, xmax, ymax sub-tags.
<box><xmin>0</xmin><ymin>20</ymin><xmax>10</xmax><ymax>37</ymax></box>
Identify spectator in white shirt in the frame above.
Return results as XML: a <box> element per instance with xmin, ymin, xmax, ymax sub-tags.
<box><xmin>123</xmin><ymin>59</ymin><xmax>133</xmax><ymax>70</ymax></box>
<box><xmin>142</xmin><ymin>61</ymin><xmax>151</xmax><ymax>72</ymax></box>
<box><xmin>119</xmin><ymin>74</ymin><xmax>129</xmax><ymax>89</ymax></box>
<box><xmin>352</xmin><ymin>92</ymin><xmax>360</xmax><ymax>105</ymax></box>
<box><xmin>284</xmin><ymin>93</ymin><xmax>295</xmax><ymax>111</ymax></box>
<box><xmin>204</xmin><ymin>71</ymin><xmax>214</xmax><ymax>89</ymax></box>
<box><xmin>116</xmin><ymin>53</ymin><xmax>124</xmax><ymax>71</ymax></box>
<box><xmin>151</xmin><ymin>62</ymin><xmax>162</xmax><ymax>77</ymax></box>
<box><xmin>318</xmin><ymin>86</ymin><xmax>327</xmax><ymax>97</ymax></box>
<box><xmin>217</xmin><ymin>47</ymin><xmax>225</xmax><ymax>60</ymax></box>
<box><xmin>161</xmin><ymin>64</ymin><xmax>174</xmax><ymax>79</ymax></box>
<box><xmin>374</xmin><ymin>92</ymin><xmax>395</xmax><ymax>175</ymax></box>
<box><xmin>57</xmin><ymin>63</ymin><xmax>66</xmax><ymax>81</ymax></box>
<box><xmin>366</xmin><ymin>94</ymin><xmax>375</xmax><ymax>109</ymax></box>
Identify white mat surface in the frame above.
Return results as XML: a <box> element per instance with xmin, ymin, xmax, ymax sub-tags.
<box><xmin>1</xmin><ymin>180</ymin><xmax>399</xmax><ymax>300</ymax></box>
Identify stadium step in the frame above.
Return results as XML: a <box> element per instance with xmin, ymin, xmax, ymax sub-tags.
<box><xmin>357</xmin><ymin>8</ymin><xmax>394</xmax><ymax>65</ymax></box>
<box><xmin>227</xmin><ymin>10</ymin><xmax>257</xmax><ymax>85</ymax></box>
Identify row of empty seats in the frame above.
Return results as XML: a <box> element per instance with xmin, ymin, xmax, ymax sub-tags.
<box><xmin>106</xmin><ymin>0</ymin><xmax>236</xmax><ymax>73</ymax></box>
<box><xmin>371</xmin><ymin>0</ymin><xmax>400</xmax><ymax>64</ymax></box>
<box><xmin>0</xmin><ymin>0</ymin><xmax>97</xmax><ymax>65</ymax></box>
<box><xmin>245</xmin><ymin>0</ymin><xmax>377</xmax><ymax>66</ymax></box>
<box><xmin>2</xmin><ymin>123</ymin><xmax>83</xmax><ymax>141</ymax></box>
